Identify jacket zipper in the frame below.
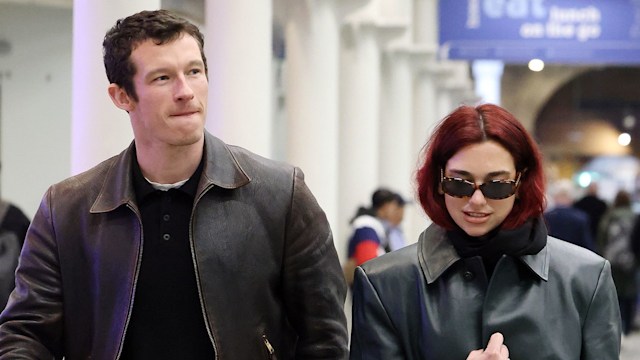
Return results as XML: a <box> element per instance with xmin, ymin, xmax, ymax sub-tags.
<box><xmin>262</xmin><ymin>334</ymin><xmax>276</xmax><ymax>359</ymax></box>
<box><xmin>190</xmin><ymin>186</ymin><xmax>219</xmax><ymax>359</ymax></box>
<box><xmin>115</xmin><ymin>204</ymin><xmax>145</xmax><ymax>360</ymax></box>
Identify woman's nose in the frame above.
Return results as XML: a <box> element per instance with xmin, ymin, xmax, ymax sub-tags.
<box><xmin>468</xmin><ymin>187</ymin><xmax>487</xmax><ymax>205</ymax></box>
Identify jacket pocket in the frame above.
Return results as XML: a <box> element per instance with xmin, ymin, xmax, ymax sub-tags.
<box><xmin>262</xmin><ymin>334</ymin><xmax>277</xmax><ymax>360</ymax></box>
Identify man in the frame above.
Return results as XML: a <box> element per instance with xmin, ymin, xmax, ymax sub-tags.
<box><xmin>573</xmin><ymin>181</ymin><xmax>608</xmax><ymax>240</ymax></box>
<box><xmin>0</xmin><ymin>10</ymin><xmax>348</xmax><ymax>359</ymax></box>
<box><xmin>544</xmin><ymin>179</ymin><xmax>595</xmax><ymax>251</ymax></box>
<box><xmin>343</xmin><ymin>188</ymin><xmax>406</xmax><ymax>285</ymax></box>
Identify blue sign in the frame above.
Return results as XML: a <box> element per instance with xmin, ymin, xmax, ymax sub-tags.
<box><xmin>439</xmin><ymin>0</ymin><xmax>640</xmax><ymax>64</ymax></box>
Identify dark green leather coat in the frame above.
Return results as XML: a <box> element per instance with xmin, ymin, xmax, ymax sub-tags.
<box><xmin>350</xmin><ymin>220</ymin><xmax>621</xmax><ymax>360</ymax></box>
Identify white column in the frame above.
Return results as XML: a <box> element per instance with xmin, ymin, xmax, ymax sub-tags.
<box><xmin>472</xmin><ymin>59</ymin><xmax>504</xmax><ymax>105</ymax></box>
<box><xmin>71</xmin><ymin>0</ymin><xmax>160</xmax><ymax>175</ymax></box>
<box><xmin>204</xmin><ymin>0</ymin><xmax>273</xmax><ymax>157</ymax></box>
<box><xmin>410</xmin><ymin>60</ymin><xmax>438</xmax><ymax>239</ymax></box>
<box><xmin>339</xmin><ymin>0</ymin><xmax>412</xmax><ymax>244</ymax></box>
<box><xmin>281</xmin><ymin>0</ymin><xmax>342</xmax><ymax>253</ymax></box>
<box><xmin>378</xmin><ymin>0</ymin><xmax>412</xmax><ymax>192</ymax></box>
<box><xmin>413</xmin><ymin>0</ymin><xmax>438</xmax><ymax>45</ymax></box>
<box><xmin>379</xmin><ymin>50</ymin><xmax>412</xmax><ymax>193</ymax></box>
<box><xmin>380</xmin><ymin>49</ymin><xmax>417</xmax><ymax>244</ymax></box>
<box><xmin>436</xmin><ymin>65</ymin><xmax>457</xmax><ymax>117</ymax></box>
<box><xmin>338</xmin><ymin>20</ymin><xmax>382</xmax><ymax>249</ymax></box>
<box><xmin>452</xmin><ymin>61</ymin><xmax>481</xmax><ymax>106</ymax></box>
<box><xmin>438</xmin><ymin>62</ymin><xmax>477</xmax><ymax>113</ymax></box>
<box><xmin>406</xmin><ymin>0</ymin><xmax>441</xmax><ymax>239</ymax></box>
<box><xmin>412</xmin><ymin>63</ymin><xmax>440</xmax><ymax>151</ymax></box>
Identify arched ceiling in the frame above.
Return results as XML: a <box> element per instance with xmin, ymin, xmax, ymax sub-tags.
<box><xmin>535</xmin><ymin>67</ymin><xmax>640</xmax><ymax>160</ymax></box>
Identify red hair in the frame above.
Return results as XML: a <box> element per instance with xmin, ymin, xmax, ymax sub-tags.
<box><xmin>416</xmin><ymin>104</ymin><xmax>546</xmax><ymax>230</ymax></box>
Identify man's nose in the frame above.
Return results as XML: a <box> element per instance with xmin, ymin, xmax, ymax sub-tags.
<box><xmin>174</xmin><ymin>75</ymin><xmax>195</xmax><ymax>101</ymax></box>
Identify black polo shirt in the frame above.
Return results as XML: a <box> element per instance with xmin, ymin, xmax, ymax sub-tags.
<box><xmin>120</xmin><ymin>154</ymin><xmax>214</xmax><ymax>359</ymax></box>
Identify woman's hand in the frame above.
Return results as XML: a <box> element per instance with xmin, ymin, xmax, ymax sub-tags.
<box><xmin>466</xmin><ymin>332</ymin><xmax>510</xmax><ymax>360</ymax></box>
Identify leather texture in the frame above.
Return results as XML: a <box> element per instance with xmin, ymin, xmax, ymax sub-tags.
<box><xmin>0</xmin><ymin>132</ymin><xmax>348</xmax><ymax>360</ymax></box>
<box><xmin>350</xmin><ymin>221</ymin><xmax>621</xmax><ymax>360</ymax></box>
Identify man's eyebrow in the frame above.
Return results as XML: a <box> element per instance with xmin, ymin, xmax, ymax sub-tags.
<box><xmin>144</xmin><ymin>60</ymin><xmax>205</xmax><ymax>80</ymax></box>
<box><xmin>145</xmin><ymin>68</ymin><xmax>168</xmax><ymax>80</ymax></box>
<box><xmin>185</xmin><ymin>59</ymin><xmax>205</xmax><ymax>68</ymax></box>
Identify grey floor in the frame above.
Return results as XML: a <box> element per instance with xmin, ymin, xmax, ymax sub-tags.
<box><xmin>621</xmin><ymin>331</ymin><xmax>640</xmax><ymax>360</ymax></box>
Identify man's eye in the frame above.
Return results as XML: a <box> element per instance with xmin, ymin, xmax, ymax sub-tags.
<box><xmin>188</xmin><ymin>68</ymin><xmax>202</xmax><ymax>75</ymax></box>
<box><xmin>154</xmin><ymin>75</ymin><xmax>169</xmax><ymax>82</ymax></box>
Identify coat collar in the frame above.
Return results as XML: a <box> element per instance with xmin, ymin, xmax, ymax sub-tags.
<box><xmin>90</xmin><ymin>131</ymin><xmax>251</xmax><ymax>213</ymax></box>
<box><xmin>418</xmin><ymin>221</ymin><xmax>550</xmax><ymax>284</ymax></box>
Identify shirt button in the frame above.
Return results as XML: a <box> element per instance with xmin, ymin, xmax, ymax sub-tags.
<box><xmin>162</xmin><ymin>233</ymin><xmax>171</xmax><ymax>241</ymax></box>
<box><xmin>163</xmin><ymin>214</ymin><xmax>170</xmax><ymax>222</ymax></box>
<box><xmin>463</xmin><ymin>271</ymin><xmax>475</xmax><ymax>281</ymax></box>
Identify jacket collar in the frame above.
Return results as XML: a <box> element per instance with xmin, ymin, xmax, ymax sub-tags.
<box><xmin>90</xmin><ymin>131</ymin><xmax>251</xmax><ymax>213</ymax></box>
<box><xmin>418</xmin><ymin>221</ymin><xmax>550</xmax><ymax>284</ymax></box>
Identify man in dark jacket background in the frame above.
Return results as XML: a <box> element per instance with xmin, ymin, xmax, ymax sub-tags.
<box><xmin>574</xmin><ymin>181</ymin><xmax>608</xmax><ymax>241</ymax></box>
<box><xmin>544</xmin><ymin>179</ymin><xmax>595</xmax><ymax>251</ymax></box>
<box><xmin>0</xmin><ymin>10</ymin><xmax>348</xmax><ymax>359</ymax></box>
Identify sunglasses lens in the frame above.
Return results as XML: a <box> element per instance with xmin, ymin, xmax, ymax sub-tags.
<box><xmin>442</xmin><ymin>177</ymin><xmax>518</xmax><ymax>199</ymax></box>
<box><xmin>480</xmin><ymin>182</ymin><xmax>516</xmax><ymax>199</ymax></box>
<box><xmin>442</xmin><ymin>178</ymin><xmax>474</xmax><ymax>197</ymax></box>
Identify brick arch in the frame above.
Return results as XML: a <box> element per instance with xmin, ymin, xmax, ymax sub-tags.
<box><xmin>534</xmin><ymin>67</ymin><xmax>640</xmax><ymax>158</ymax></box>
<box><xmin>504</xmin><ymin>66</ymin><xmax>640</xmax><ymax>182</ymax></box>
<box><xmin>502</xmin><ymin>64</ymin><xmax>591</xmax><ymax>132</ymax></box>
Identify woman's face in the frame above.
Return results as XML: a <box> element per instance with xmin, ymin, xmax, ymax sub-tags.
<box><xmin>443</xmin><ymin>141</ymin><xmax>518</xmax><ymax>237</ymax></box>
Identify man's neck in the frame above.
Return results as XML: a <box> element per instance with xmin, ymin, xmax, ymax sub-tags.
<box><xmin>135</xmin><ymin>140</ymin><xmax>204</xmax><ymax>184</ymax></box>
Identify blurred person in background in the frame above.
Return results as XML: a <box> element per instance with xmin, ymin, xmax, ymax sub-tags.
<box><xmin>0</xmin><ymin>174</ymin><xmax>30</xmax><ymax>309</ymax></box>
<box><xmin>350</xmin><ymin>104</ymin><xmax>620</xmax><ymax>360</ymax></box>
<box><xmin>343</xmin><ymin>188</ymin><xmax>407</xmax><ymax>286</ymax></box>
<box><xmin>544</xmin><ymin>178</ymin><xmax>595</xmax><ymax>251</ymax></box>
<box><xmin>597</xmin><ymin>190</ymin><xmax>638</xmax><ymax>335</ymax></box>
<box><xmin>628</xmin><ymin>204</ymin><xmax>640</xmax><ymax>335</ymax></box>
<box><xmin>574</xmin><ymin>181</ymin><xmax>608</xmax><ymax>241</ymax></box>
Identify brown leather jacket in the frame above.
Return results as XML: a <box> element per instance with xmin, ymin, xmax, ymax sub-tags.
<box><xmin>0</xmin><ymin>132</ymin><xmax>348</xmax><ymax>359</ymax></box>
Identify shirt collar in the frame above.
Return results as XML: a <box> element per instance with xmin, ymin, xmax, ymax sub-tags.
<box><xmin>90</xmin><ymin>132</ymin><xmax>251</xmax><ymax>214</ymax></box>
<box><xmin>131</xmin><ymin>150</ymin><xmax>204</xmax><ymax>204</ymax></box>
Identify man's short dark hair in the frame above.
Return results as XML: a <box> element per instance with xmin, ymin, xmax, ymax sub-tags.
<box><xmin>371</xmin><ymin>189</ymin><xmax>405</xmax><ymax>211</ymax></box>
<box><xmin>102</xmin><ymin>9</ymin><xmax>207</xmax><ymax>102</ymax></box>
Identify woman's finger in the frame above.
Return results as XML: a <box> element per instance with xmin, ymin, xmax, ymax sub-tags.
<box><xmin>484</xmin><ymin>332</ymin><xmax>505</xmax><ymax>353</ymax></box>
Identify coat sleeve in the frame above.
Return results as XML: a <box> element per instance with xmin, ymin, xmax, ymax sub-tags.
<box><xmin>581</xmin><ymin>260</ymin><xmax>621</xmax><ymax>360</ymax></box>
<box><xmin>0</xmin><ymin>188</ymin><xmax>62</xmax><ymax>359</ymax></box>
<box><xmin>283</xmin><ymin>167</ymin><xmax>349</xmax><ymax>359</ymax></box>
<box><xmin>350</xmin><ymin>266</ymin><xmax>405</xmax><ymax>360</ymax></box>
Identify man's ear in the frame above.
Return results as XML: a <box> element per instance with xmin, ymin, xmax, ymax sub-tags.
<box><xmin>108</xmin><ymin>83</ymin><xmax>134</xmax><ymax>112</ymax></box>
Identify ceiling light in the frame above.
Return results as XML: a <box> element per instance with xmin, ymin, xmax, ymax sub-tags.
<box><xmin>528</xmin><ymin>59</ymin><xmax>544</xmax><ymax>72</ymax></box>
<box><xmin>618</xmin><ymin>132</ymin><xmax>631</xmax><ymax>146</ymax></box>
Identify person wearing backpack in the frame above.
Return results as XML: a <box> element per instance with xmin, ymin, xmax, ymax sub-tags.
<box><xmin>597</xmin><ymin>190</ymin><xmax>637</xmax><ymax>335</ymax></box>
<box><xmin>343</xmin><ymin>188</ymin><xmax>407</xmax><ymax>286</ymax></box>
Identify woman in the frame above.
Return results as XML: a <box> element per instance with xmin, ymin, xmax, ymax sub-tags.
<box><xmin>349</xmin><ymin>104</ymin><xmax>621</xmax><ymax>360</ymax></box>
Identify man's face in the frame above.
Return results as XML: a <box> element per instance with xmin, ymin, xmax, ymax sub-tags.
<box><xmin>378</xmin><ymin>201</ymin><xmax>405</xmax><ymax>226</ymax></box>
<box><xmin>116</xmin><ymin>34</ymin><xmax>208</xmax><ymax>150</ymax></box>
